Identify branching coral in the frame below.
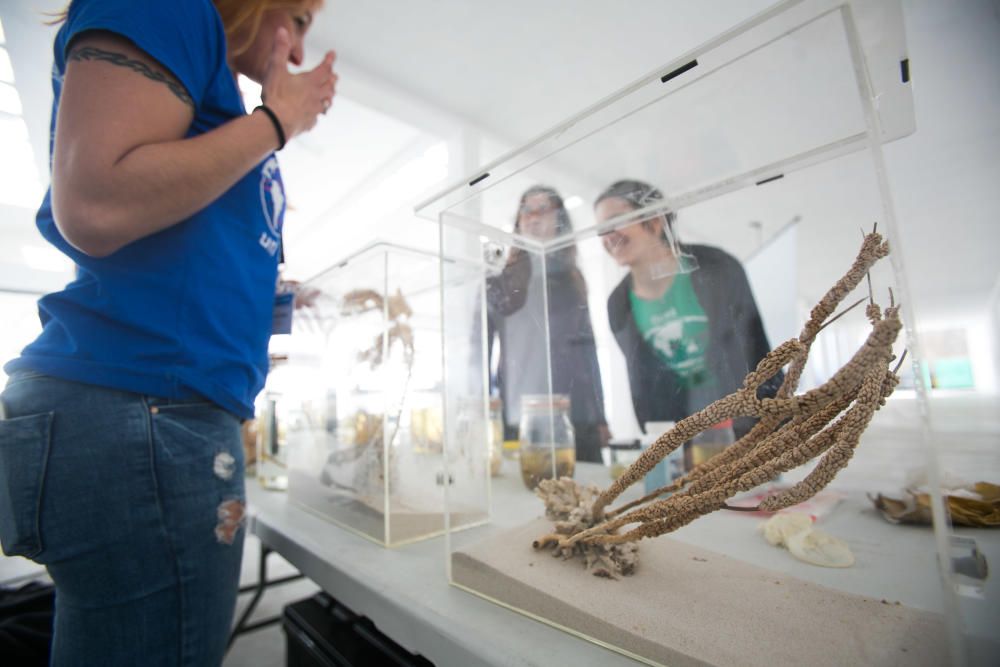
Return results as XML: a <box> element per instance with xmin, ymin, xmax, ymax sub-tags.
<box><xmin>532</xmin><ymin>478</ymin><xmax>639</xmax><ymax>578</ymax></box>
<box><xmin>533</xmin><ymin>230</ymin><xmax>905</xmax><ymax>575</ymax></box>
<box><xmin>341</xmin><ymin>288</ymin><xmax>415</xmax><ymax>368</ymax></box>
<box><xmin>322</xmin><ymin>288</ymin><xmax>415</xmax><ymax>492</ymax></box>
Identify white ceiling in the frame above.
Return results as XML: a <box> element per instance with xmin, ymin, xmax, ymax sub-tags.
<box><xmin>304</xmin><ymin>0</ymin><xmax>999</xmax><ymax>315</ymax></box>
<box><xmin>309</xmin><ymin>0</ymin><xmax>774</xmax><ymax>144</ymax></box>
<box><xmin>1</xmin><ymin>0</ymin><xmax>998</xmax><ymax>323</ymax></box>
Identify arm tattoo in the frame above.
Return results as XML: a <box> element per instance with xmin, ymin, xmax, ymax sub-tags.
<box><xmin>68</xmin><ymin>46</ymin><xmax>195</xmax><ymax>109</ymax></box>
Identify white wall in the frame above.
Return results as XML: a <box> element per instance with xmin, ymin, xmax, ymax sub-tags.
<box><xmin>993</xmin><ymin>277</ymin><xmax>1000</xmax><ymax>393</ymax></box>
<box><xmin>882</xmin><ymin>0</ymin><xmax>1000</xmax><ymax>396</ymax></box>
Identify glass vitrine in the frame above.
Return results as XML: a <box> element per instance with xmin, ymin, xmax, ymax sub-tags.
<box><xmin>285</xmin><ymin>238</ymin><xmax>490</xmax><ymax>546</ymax></box>
<box><xmin>417</xmin><ymin>0</ymin><xmax>998</xmax><ymax>664</ymax></box>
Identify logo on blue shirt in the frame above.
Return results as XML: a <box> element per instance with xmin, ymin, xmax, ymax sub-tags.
<box><xmin>259</xmin><ymin>157</ymin><xmax>284</xmax><ymax>256</ymax></box>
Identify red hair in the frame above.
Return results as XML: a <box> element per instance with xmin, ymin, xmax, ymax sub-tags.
<box><xmin>213</xmin><ymin>0</ymin><xmax>322</xmax><ymax>57</ymax></box>
<box><xmin>49</xmin><ymin>1</ymin><xmax>322</xmax><ymax>57</ymax></box>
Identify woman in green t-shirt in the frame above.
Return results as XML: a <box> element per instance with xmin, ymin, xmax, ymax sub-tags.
<box><xmin>595</xmin><ymin>179</ymin><xmax>778</xmax><ymax>438</ymax></box>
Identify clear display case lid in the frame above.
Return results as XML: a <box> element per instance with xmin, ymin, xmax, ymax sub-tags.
<box><xmin>416</xmin><ymin>0</ymin><xmax>912</xmax><ymax>255</ymax></box>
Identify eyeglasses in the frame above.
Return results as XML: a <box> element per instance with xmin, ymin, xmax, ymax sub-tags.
<box><xmin>519</xmin><ymin>204</ymin><xmax>558</xmax><ymax>217</ymax></box>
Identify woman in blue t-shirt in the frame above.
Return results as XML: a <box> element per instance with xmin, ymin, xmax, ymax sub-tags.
<box><xmin>0</xmin><ymin>1</ymin><xmax>335</xmax><ymax>664</ymax></box>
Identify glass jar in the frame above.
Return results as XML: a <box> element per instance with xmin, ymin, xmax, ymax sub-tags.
<box><xmin>608</xmin><ymin>440</ymin><xmax>642</xmax><ymax>480</ymax></box>
<box><xmin>518</xmin><ymin>394</ymin><xmax>575</xmax><ymax>489</ymax></box>
<box><xmin>256</xmin><ymin>394</ymin><xmax>288</xmax><ymax>490</ymax></box>
<box><xmin>641</xmin><ymin>421</ymin><xmax>683</xmax><ymax>494</ymax></box>
<box><xmin>410</xmin><ymin>403</ymin><xmax>443</xmax><ymax>454</ymax></box>
<box><xmin>684</xmin><ymin>418</ymin><xmax>736</xmax><ymax>469</ymax></box>
<box><xmin>501</xmin><ymin>439</ymin><xmax>520</xmax><ymax>460</ymax></box>
<box><xmin>488</xmin><ymin>397</ymin><xmax>503</xmax><ymax>476</ymax></box>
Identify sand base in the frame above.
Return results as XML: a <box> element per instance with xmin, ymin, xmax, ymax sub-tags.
<box><xmin>289</xmin><ymin>470</ymin><xmax>485</xmax><ymax>545</ymax></box>
<box><xmin>452</xmin><ymin>518</ymin><xmax>947</xmax><ymax>667</ymax></box>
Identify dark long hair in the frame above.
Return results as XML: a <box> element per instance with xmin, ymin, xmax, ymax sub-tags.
<box><xmin>594</xmin><ymin>179</ymin><xmax>677</xmax><ymax>242</ymax></box>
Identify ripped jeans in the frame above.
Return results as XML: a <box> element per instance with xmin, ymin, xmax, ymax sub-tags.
<box><xmin>0</xmin><ymin>370</ymin><xmax>246</xmax><ymax>667</ymax></box>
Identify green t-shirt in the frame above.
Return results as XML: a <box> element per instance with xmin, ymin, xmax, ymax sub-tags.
<box><xmin>629</xmin><ymin>272</ymin><xmax>712</xmax><ymax>389</ymax></box>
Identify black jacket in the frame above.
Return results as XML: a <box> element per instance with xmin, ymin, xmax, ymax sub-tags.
<box><xmin>485</xmin><ymin>250</ymin><xmax>607</xmax><ymax>462</ymax></box>
<box><xmin>607</xmin><ymin>244</ymin><xmax>779</xmax><ymax>437</ymax></box>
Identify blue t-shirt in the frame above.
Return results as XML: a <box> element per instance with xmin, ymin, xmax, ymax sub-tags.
<box><xmin>4</xmin><ymin>0</ymin><xmax>285</xmax><ymax>419</ymax></box>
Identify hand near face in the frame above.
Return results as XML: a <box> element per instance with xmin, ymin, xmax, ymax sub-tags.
<box><xmin>262</xmin><ymin>26</ymin><xmax>337</xmax><ymax>141</ymax></box>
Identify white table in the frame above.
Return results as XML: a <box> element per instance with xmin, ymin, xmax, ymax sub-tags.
<box><xmin>247</xmin><ymin>460</ymin><xmax>999</xmax><ymax>666</ymax></box>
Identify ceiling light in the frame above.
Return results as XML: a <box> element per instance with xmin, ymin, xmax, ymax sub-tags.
<box><xmin>563</xmin><ymin>195</ymin><xmax>583</xmax><ymax>210</ymax></box>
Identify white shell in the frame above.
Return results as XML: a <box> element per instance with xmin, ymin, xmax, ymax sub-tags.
<box><xmin>760</xmin><ymin>512</ymin><xmax>813</xmax><ymax>546</ymax></box>
<box><xmin>786</xmin><ymin>528</ymin><xmax>856</xmax><ymax>568</ymax></box>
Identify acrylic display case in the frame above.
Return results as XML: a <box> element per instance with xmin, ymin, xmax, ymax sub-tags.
<box><xmin>253</xmin><ymin>354</ymin><xmax>293</xmax><ymax>491</ymax></box>
<box><xmin>285</xmin><ymin>240</ymin><xmax>490</xmax><ymax>546</ymax></box>
<box><xmin>417</xmin><ymin>0</ymin><xmax>998</xmax><ymax>664</ymax></box>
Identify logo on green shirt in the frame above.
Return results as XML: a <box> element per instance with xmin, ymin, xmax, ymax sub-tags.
<box><xmin>629</xmin><ymin>272</ymin><xmax>711</xmax><ymax>388</ymax></box>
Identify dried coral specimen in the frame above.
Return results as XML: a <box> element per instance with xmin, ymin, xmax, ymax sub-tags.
<box><xmin>533</xmin><ymin>230</ymin><xmax>905</xmax><ymax>575</ymax></box>
<box><xmin>341</xmin><ymin>288</ymin><xmax>415</xmax><ymax>368</ymax></box>
<box><xmin>322</xmin><ymin>287</ymin><xmax>415</xmax><ymax>493</ymax></box>
<box><xmin>871</xmin><ymin>482</ymin><xmax>1000</xmax><ymax>527</ymax></box>
<box><xmin>532</xmin><ymin>478</ymin><xmax>638</xmax><ymax>578</ymax></box>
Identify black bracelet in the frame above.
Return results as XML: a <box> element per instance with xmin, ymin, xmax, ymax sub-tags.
<box><xmin>254</xmin><ymin>104</ymin><xmax>286</xmax><ymax>151</ymax></box>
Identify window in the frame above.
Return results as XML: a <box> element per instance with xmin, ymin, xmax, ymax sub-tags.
<box><xmin>0</xmin><ymin>18</ymin><xmax>45</xmax><ymax>210</ymax></box>
<box><xmin>0</xmin><ymin>291</ymin><xmax>43</xmax><ymax>385</ymax></box>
